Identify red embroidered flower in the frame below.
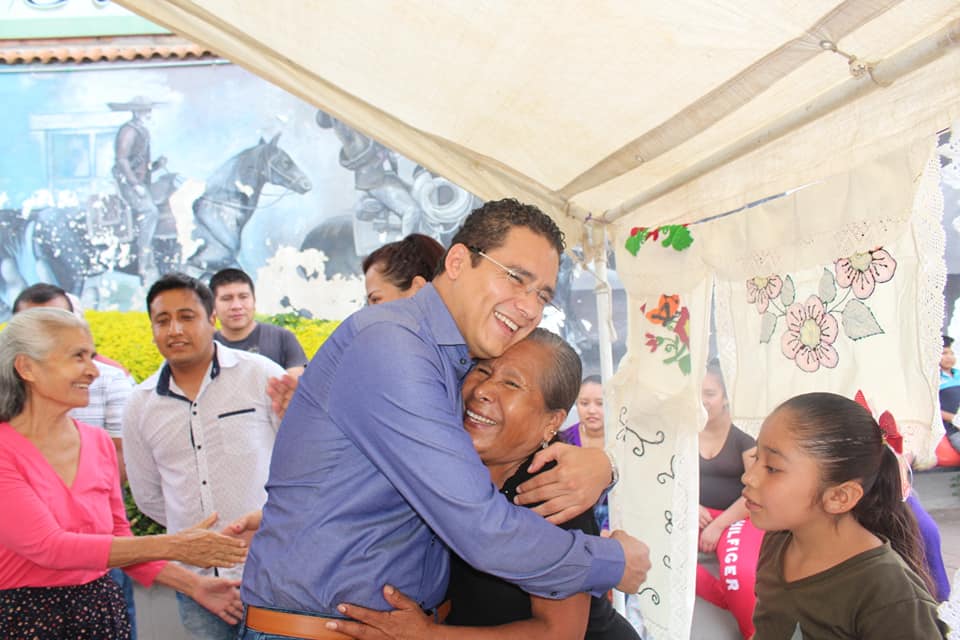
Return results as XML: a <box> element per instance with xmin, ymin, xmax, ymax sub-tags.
<box><xmin>645</xmin><ymin>333</ymin><xmax>659</xmax><ymax>352</ymax></box>
<box><xmin>673</xmin><ymin>306</ymin><xmax>690</xmax><ymax>346</ymax></box>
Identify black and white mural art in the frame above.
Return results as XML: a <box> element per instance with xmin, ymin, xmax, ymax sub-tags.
<box><xmin>0</xmin><ymin>63</ymin><xmax>477</xmax><ymax>317</ymax></box>
<box><xmin>0</xmin><ymin>61</ymin><xmax>624</xmax><ymax>370</ymax></box>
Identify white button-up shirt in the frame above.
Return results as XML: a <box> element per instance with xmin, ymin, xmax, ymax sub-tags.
<box><xmin>123</xmin><ymin>344</ymin><xmax>283</xmax><ymax>579</ymax></box>
<box><xmin>71</xmin><ymin>359</ymin><xmax>134</xmax><ymax>438</ymax></box>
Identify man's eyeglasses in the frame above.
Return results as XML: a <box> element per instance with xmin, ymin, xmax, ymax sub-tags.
<box><xmin>469</xmin><ymin>247</ymin><xmax>558</xmax><ymax>311</ymax></box>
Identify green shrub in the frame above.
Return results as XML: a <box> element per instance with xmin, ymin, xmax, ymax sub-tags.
<box><xmin>84</xmin><ymin>310</ymin><xmax>339</xmax><ymax>382</ymax></box>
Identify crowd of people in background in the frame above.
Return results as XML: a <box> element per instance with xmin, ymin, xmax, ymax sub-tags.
<box><xmin>0</xmin><ymin>198</ymin><xmax>952</xmax><ymax>639</ymax></box>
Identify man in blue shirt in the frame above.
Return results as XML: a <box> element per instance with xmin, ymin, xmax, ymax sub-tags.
<box><xmin>238</xmin><ymin>199</ymin><xmax>650</xmax><ymax>639</ymax></box>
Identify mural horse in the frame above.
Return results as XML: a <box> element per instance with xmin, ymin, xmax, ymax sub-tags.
<box><xmin>0</xmin><ymin>134</ymin><xmax>311</xmax><ymax>318</ymax></box>
<box><xmin>5</xmin><ymin>172</ymin><xmax>184</xmax><ymax>299</ymax></box>
<box><xmin>186</xmin><ymin>133</ymin><xmax>312</xmax><ymax>279</ymax></box>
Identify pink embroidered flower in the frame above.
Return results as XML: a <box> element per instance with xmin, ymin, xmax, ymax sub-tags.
<box><xmin>745</xmin><ymin>275</ymin><xmax>783</xmax><ymax>313</ymax></box>
<box><xmin>834</xmin><ymin>248</ymin><xmax>896</xmax><ymax>299</ymax></box>
<box><xmin>781</xmin><ymin>295</ymin><xmax>839</xmax><ymax>372</ymax></box>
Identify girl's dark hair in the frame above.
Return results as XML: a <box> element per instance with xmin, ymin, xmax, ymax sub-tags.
<box><xmin>362</xmin><ymin>233</ymin><xmax>445</xmax><ymax>291</ymax></box>
<box><xmin>777</xmin><ymin>392</ymin><xmax>933</xmax><ymax>594</ymax></box>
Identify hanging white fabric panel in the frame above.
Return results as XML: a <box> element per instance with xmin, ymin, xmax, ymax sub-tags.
<box><xmin>704</xmin><ymin>138</ymin><xmax>944</xmax><ymax>464</ymax></box>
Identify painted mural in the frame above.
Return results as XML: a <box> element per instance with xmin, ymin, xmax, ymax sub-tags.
<box><xmin>0</xmin><ymin>60</ymin><xmax>625</xmax><ymax>372</ymax></box>
<box><xmin>0</xmin><ymin>62</ymin><xmax>484</xmax><ymax>319</ymax></box>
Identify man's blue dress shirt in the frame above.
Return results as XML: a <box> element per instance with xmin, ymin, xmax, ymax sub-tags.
<box><xmin>241</xmin><ymin>284</ymin><xmax>625</xmax><ymax>615</ymax></box>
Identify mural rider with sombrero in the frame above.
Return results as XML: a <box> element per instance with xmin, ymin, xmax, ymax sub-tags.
<box><xmin>109</xmin><ymin>95</ymin><xmax>167</xmax><ymax>285</ymax></box>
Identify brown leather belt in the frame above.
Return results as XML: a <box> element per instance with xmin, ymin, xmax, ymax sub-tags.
<box><xmin>245</xmin><ymin>605</ymin><xmax>352</xmax><ymax>640</ymax></box>
<box><xmin>245</xmin><ymin>601</ymin><xmax>451</xmax><ymax>639</ymax></box>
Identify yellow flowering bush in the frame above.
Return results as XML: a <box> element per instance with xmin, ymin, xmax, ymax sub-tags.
<box><xmin>84</xmin><ymin>310</ymin><xmax>339</xmax><ymax>382</ymax></box>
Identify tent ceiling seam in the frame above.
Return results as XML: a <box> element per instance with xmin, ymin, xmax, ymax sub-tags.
<box><xmin>599</xmin><ymin>17</ymin><xmax>960</xmax><ymax>224</ymax></box>
<box><xmin>557</xmin><ymin>0</ymin><xmax>904</xmax><ymax>199</ymax></box>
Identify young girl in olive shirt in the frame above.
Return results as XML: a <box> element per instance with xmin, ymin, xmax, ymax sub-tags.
<box><xmin>743</xmin><ymin>393</ymin><xmax>946</xmax><ymax>639</ymax></box>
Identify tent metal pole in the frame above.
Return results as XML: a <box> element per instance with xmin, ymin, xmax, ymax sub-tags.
<box><xmin>589</xmin><ymin>224</ymin><xmax>625</xmax><ymax>615</ymax></box>
<box><xmin>601</xmin><ymin>16</ymin><xmax>960</xmax><ymax>224</ymax></box>
<box><xmin>593</xmin><ymin>228</ymin><xmax>615</xmax><ymax>385</ymax></box>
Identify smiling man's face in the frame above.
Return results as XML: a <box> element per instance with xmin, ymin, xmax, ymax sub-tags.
<box><xmin>149</xmin><ymin>287</ymin><xmax>216</xmax><ymax>371</ymax></box>
<box><xmin>449</xmin><ymin>227</ymin><xmax>559</xmax><ymax>360</ymax></box>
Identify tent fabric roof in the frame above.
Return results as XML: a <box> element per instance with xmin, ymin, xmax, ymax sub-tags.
<box><xmin>116</xmin><ymin>1</ymin><xmax>960</xmax><ymax>247</ymax></box>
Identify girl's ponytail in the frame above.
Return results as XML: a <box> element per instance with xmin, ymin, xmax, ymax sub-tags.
<box><xmin>853</xmin><ymin>445</ymin><xmax>933</xmax><ymax>595</ymax></box>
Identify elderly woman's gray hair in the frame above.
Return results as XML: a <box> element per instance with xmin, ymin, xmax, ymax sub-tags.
<box><xmin>0</xmin><ymin>307</ymin><xmax>90</xmax><ymax>422</ymax></box>
<box><xmin>524</xmin><ymin>328</ymin><xmax>582</xmax><ymax>413</ymax></box>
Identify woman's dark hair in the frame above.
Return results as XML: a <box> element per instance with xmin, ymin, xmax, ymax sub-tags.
<box><xmin>524</xmin><ymin>328</ymin><xmax>582</xmax><ymax>413</ymax></box>
<box><xmin>776</xmin><ymin>392</ymin><xmax>933</xmax><ymax>594</ymax></box>
<box><xmin>581</xmin><ymin>374</ymin><xmax>602</xmax><ymax>387</ymax></box>
<box><xmin>944</xmin><ymin>335</ymin><xmax>954</xmax><ymax>349</ymax></box>
<box><xmin>705</xmin><ymin>358</ymin><xmax>727</xmax><ymax>398</ymax></box>
<box><xmin>362</xmin><ymin>233</ymin><xmax>445</xmax><ymax>291</ymax></box>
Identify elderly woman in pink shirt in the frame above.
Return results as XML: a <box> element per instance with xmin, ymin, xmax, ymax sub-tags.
<box><xmin>0</xmin><ymin>308</ymin><xmax>248</xmax><ymax>640</ymax></box>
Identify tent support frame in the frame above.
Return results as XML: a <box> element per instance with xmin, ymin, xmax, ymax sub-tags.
<box><xmin>601</xmin><ymin>16</ymin><xmax>960</xmax><ymax>224</ymax></box>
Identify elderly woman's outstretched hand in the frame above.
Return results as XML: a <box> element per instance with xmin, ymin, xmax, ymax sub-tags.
<box><xmin>173</xmin><ymin>513</ymin><xmax>248</xmax><ymax>568</ymax></box>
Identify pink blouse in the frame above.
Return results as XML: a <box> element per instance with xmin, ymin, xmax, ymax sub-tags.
<box><xmin>0</xmin><ymin>420</ymin><xmax>165</xmax><ymax>588</ymax></box>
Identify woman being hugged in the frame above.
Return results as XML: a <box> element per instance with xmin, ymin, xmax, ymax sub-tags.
<box><xmin>744</xmin><ymin>392</ymin><xmax>947</xmax><ymax>639</ymax></box>
<box><xmin>0</xmin><ymin>308</ymin><xmax>247</xmax><ymax>640</ymax></box>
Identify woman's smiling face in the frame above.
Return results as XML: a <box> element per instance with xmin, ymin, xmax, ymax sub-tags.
<box><xmin>461</xmin><ymin>340</ymin><xmax>560</xmax><ymax>475</ymax></box>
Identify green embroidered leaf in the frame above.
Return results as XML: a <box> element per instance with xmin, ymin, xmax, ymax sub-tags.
<box><xmin>625</xmin><ymin>233</ymin><xmax>642</xmax><ymax>256</ymax></box>
<box><xmin>780</xmin><ymin>275</ymin><xmax>796</xmax><ymax>306</ymax></box>
<box><xmin>819</xmin><ymin>268</ymin><xmax>837</xmax><ymax>304</ymax></box>
<box><xmin>678</xmin><ymin>353</ymin><xmax>691</xmax><ymax>375</ymax></box>
<box><xmin>759</xmin><ymin>311</ymin><xmax>778</xmax><ymax>344</ymax></box>
<box><xmin>661</xmin><ymin>225</ymin><xmax>694</xmax><ymax>251</ymax></box>
<box><xmin>842</xmin><ymin>299</ymin><xmax>884</xmax><ymax>340</ymax></box>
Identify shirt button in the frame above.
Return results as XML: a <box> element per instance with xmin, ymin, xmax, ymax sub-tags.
<box><xmin>551</xmin><ymin>591</ymin><xmax>558</xmax><ymax>597</ymax></box>
<box><xmin>202</xmin><ymin>480</ymin><xmax>207</xmax><ymax>485</ymax></box>
<box><xmin>459</xmin><ymin>358</ymin><xmax>467</xmax><ymax>365</ymax></box>
<box><xmin>196</xmin><ymin>445</ymin><xmax>202</xmax><ymax>450</ymax></box>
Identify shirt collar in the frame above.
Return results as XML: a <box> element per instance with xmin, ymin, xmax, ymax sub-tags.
<box><xmin>412</xmin><ymin>283</ymin><xmax>467</xmax><ymax>348</ymax></box>
<box><xmin>155</xmin><ymin>342</ymin><xmax>226</xmax><ymax>400</ymax></box>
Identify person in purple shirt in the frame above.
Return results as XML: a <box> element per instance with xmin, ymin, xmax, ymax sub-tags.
<box><xmin>236</xmin><ymin>199</ymin><xmax>651</xmax><ymax>640</ymax></box>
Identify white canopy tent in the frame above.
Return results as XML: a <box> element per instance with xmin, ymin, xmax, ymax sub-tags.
<box><xmin>116</xmin><ymin>1</ymin><xmax>960</xmax><ymax>637</ymax></box>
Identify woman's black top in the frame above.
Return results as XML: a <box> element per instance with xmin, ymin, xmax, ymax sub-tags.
<box><xmin>698</xmin><ymin>425</ymin><xmax>755</xmax><ymax>510</ymax></box>
<box><xmin>445</xmin><ymin>450</ymin><xmax>640</xmax><ymax>639</ymax></box>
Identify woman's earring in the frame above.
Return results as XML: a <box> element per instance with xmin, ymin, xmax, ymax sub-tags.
<box><xmin>541</xmin><ymin>430</ymin><xmax>558</xmax><ymax>449</ymax></box>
